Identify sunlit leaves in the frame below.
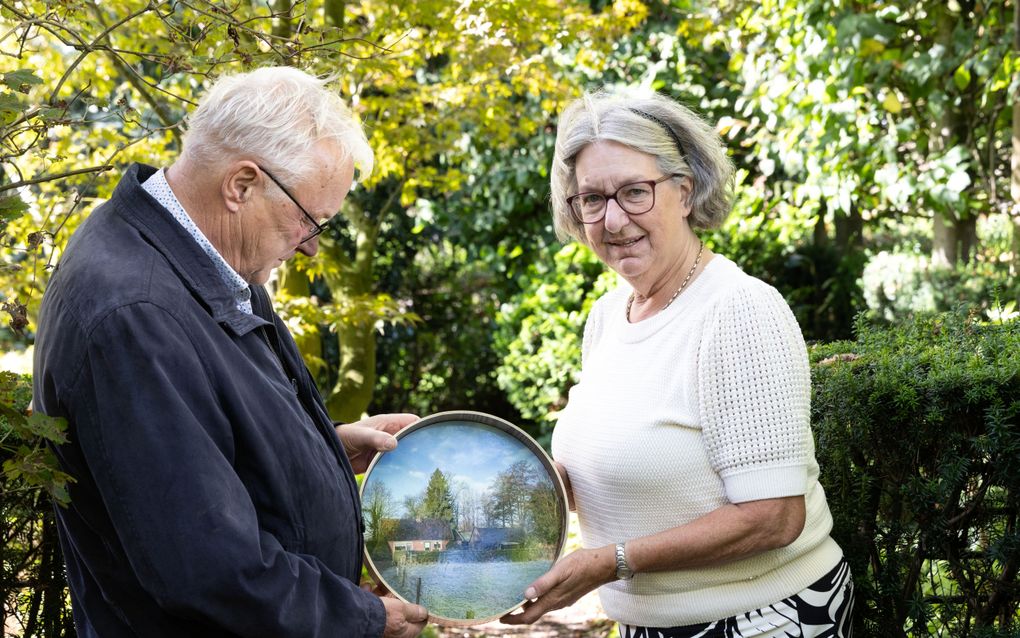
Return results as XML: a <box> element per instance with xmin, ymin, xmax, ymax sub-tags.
<box><xmin>493</xmin><ymin>243</ymin><xmax>614</xmax><ymax>443</ymax></box>
<box><xmin>0</xmin><ymin>372</ymin><xmax>73</xmax><ymax>505</ymax></box>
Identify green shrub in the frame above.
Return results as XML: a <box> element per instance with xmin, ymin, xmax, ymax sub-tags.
<box><xmin>861</xmin><ymin>250</ymin><xmax>1020</xmax><ymax>324</ymax></box>
<box><xmin>1</xmin><ymin>373</ymin><xmax>74</xmax><ymax>636</ymax></box>
<box><xmin>493</xmin><ymin>243</ymin><xmax>615</xmax><ymax>446</ymax></box>
<box><xmin>812</xmin><ymin>312</ymin><xmax>1020</xmax><ymax>637</ymax></box>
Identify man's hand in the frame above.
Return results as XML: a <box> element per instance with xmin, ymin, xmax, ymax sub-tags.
<box><xmin>336</xmin><ymin>414</ymin><xmax>418</xmax><ymax>474</ymax></box>
<box><xmin>380</xmin><ymin>595</ymin><xmax>428</xmax><ymax>638</ymax></box>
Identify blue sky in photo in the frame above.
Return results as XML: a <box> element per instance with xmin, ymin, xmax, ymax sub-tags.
<box><xmin>365</xmin><ymin>421</ymin><xmax>549</xmax><ymax>516</ymax></box>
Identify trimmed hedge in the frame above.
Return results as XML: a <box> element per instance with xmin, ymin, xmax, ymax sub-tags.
<box><xmin>812</xmin><ymin>312</ymin><xmax>1020</xmax><ymax>637</ymax></box>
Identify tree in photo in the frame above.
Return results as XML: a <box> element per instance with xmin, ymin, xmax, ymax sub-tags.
<box><xmin>453</xmin><ymin>480</ymin><xmax>485</xmax><ymax>539</ymax></box>
<box><xmin>402</xmin><ymin>494</ymin><xmax>424</xmax><ymax>521</ymax></box>
<box><xmin>528</xmin><ymin>482</ymin><xmax>561</xmax><ymax>547</ymax></box>
<box><xmin>362</xmin><ymin>480</ymin><xmax>396</xmax><ymax>553</ymax></box>
<box><xmin>420</xmin><ymin>468</ymin><xmax>456</xmax><ymax>528</ymax></box>
<box><xmin>487</xmin><ymin>460</ymin><xmax>536</xmax><ymax>529</ymax></box>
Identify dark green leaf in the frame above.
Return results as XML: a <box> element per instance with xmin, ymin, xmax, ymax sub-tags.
<box><xmin>2</xmin><ymin>68</ymin><xmax>43</xmax><ymax>93</ymax></box>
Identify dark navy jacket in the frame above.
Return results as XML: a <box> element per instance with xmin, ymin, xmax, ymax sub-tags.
<box><xmin>32</xmin><ymin>164</ymin><xmax>386</xmax><ymax>637</ymax></box>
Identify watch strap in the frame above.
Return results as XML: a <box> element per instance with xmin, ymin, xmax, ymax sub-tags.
<box><xmin>615</xmin><ymin>542</ymin><xmax>634</xmax><ymax>580</ymax></box>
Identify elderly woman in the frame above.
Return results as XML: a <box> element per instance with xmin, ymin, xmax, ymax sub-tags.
<box><xmin>501</xmin><ymin>90</ymin><xmax>853</xmax><ymax>637</ymax></box>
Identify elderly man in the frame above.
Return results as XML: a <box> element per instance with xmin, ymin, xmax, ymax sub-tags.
<box><xmin>33</xmin><ymin>67</ymin><xmax>427</xmax><ymax>638</ymax></box>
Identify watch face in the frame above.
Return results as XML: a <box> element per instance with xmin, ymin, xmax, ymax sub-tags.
<box><xmin>360</xmin><ymin>411</ymin><xmax>569</xmax><ymax>626</ymax></box>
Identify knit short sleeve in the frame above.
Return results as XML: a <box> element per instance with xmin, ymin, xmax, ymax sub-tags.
<box><xmin>697</xmin><ymin>281</ymin><xmax>812</xmax><ymax>503</ymax></box>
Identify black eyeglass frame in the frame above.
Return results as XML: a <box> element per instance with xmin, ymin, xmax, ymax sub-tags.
<box><xmin>258</xmin><ymin>165</ymin><xmax>328</xmax><ymax>244</ymax></box>
<box><xmin>566</xmin><ymin>173</ymin><xmax>681</xmax><ymax>225</ymax></box>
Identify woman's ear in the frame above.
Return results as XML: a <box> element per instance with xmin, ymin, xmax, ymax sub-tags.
<box><xmin>222</xmin><ymin>161</ymin><xmax>260</xmax><ymax>214</ymax></box>
<box><xmin>678</xmin><ymin>175</ymin><xmax>694</xmax><ymax>218</ymax></box>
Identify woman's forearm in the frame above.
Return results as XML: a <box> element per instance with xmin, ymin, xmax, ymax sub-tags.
<box><xmin>624</xmin><ymin>495</ymin><xmax>806</xmax><ymax>575</ymax></box>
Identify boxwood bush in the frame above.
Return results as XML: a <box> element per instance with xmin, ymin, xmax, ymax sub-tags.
<box><xmin>812</xmin><ymin>312</ymin><xmax>1020</xmax><ymax>637</ymax></box>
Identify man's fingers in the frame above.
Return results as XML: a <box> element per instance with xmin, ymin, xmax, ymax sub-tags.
<box><xmin>381</xmin><ymin>597</ymin><xmax>429</xmax><ymax>638</ymax></box>
<box><xmin>337</xmin><ymin>423</ymin><xmax>397</xmax><ymax>452</ymax></box>
<box><xmin>401</xmin><ymin>603</ymin><xmax>428</xmax><ymax>638</ymax></box>
<box><xmin>365</xmin><ymin>428</ymin><xmax>397</xmax><ymax>452</ymax></box>
<box><xmin>403</xmin><ymin>600</ymin><xmax>428</xmax><ymax>620</ymax></box>
<box><xmin>356</xmin><ymin>413</ymin><xmax>419</xmax><ymax>435</ymax></box>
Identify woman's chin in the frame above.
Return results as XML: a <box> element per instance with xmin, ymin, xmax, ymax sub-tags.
<box><xmin>608</xmin><ymin>256</ymin><xmax>650</xmax><ymax>280</ymax></box>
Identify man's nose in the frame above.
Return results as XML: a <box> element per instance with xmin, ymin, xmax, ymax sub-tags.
<box><xmin>297</xmin><ymin>235</ymin><xmax>319</xmax><ymax>257</ymax></box>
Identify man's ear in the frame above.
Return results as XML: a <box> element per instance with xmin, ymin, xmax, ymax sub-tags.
<box><xmin>222</xmin><ymin>161</ymin><xmax>260</xmax><ymax>214</ymax></box>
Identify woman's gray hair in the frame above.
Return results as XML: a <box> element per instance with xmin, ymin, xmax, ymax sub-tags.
<box><xmin>180</xmin><ymin>66</ymin><xmax>372</xmax><ymax>183</ymax></box>
<box><xmin>550</xmin><ymin>89</ymin><xmax>733</xmax><ymax>245</ymax></box>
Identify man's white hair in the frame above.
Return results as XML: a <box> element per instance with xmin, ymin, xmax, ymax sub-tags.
<box><xmin>181</xmin><ymin>66</ymin><xmax>372</xmax><ymax>182</ymax></box>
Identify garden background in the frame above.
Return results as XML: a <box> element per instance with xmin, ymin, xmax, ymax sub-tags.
<box><xmin>2</xmin><ymin>0</ymin><xmax>1019</xmax><ymax>636</ymax></box>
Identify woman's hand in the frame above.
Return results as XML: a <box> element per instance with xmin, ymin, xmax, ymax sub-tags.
<box><xmin>336</xmin><ymin>414</ymin><xmax>418</xmax><ymax>474</ymax></box>
<box><xmin>499</xmin><ymin>545</ymin><xmax>616</xmax><ymax>625</ymax></box>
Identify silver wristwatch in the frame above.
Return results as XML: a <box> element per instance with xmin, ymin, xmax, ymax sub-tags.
<box><xmin>615</xmin><ymin>542</ymin><xmax>634</xmax><ymax>580</ymax></box>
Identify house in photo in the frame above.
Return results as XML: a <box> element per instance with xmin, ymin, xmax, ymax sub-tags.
<box><xmin>469</xmin><ymin>526</ymin><xmax>526</xmax><ymax>550</ymax></box>
<box><xmin>383</xmin><ymin>518</ymin><xmax>454</xmax><ymax>556</ymax></box>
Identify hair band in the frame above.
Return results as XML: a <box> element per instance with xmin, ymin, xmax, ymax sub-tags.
<box><xmin>628</xmin><ymin>108</ymin><xmax>686</xmax><ymax>159</ymax></box>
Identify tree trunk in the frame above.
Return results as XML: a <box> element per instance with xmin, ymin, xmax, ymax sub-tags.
<box><xmin>272</xmin><ymin>0</ymin><xmax>292</xmax><ymax>39</ymax></box>
<box><xmin>932</xmin><ymin>213</ymin><xmax>978</xmax><ymax>267</ymax></box>
<box><xmin>834</xmin><ymin>206</ymin><xmax>863</xmax><ymax>250</ymax></box>
<box><xmin>328</xmin><ymin>319</ymin><xmax>376</xmax><ymax>422</ymax></box>
<box><xmin>1011</xmin><ymin>0</ymin><xmax>1020</xmax><ymax>277</ymax></box>
<box><xmin>933</xmin><ymin>213</ymin><xmax>958</xmax><ymax>267</ymax></box>
<box><xmin>325</xmin><ymin>216</ymin><xmax>379</xmax><ymax>423</ymax></box>
<box><xmin>276</xmin><ymin>265</ymin><xmax>323</xmax><ymax>366</ymax></box>
<box><xmin>931</xmin><ymin>5</ymin><xmax>978</xmax><ymax>267</ymax></box>
<box><xmin>323</xmin><ymin>0</ymin><xmax>345</xmax><ymax>29</ymax></box>
<box><xmin>813</xmin><ymin>203</ymin><xmax>828</xmax><ymax>247</ymax></box>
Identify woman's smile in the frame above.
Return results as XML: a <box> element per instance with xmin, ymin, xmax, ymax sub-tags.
<box><xmin>606</xmin><ymin>235</ymin><xmax>644</xmax><ymax>248</ymax></box>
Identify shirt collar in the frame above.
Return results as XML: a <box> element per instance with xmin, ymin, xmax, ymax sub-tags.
<box><xmin>140</xmin><ymin>168</ymin><xmax>252</xmax><ymax>314</ymax></box>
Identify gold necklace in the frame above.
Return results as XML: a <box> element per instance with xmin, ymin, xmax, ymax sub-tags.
<box><xmin>626</xmin><ymin>240</ymin><xmax>704</xmax><ymax>322</ymax></box>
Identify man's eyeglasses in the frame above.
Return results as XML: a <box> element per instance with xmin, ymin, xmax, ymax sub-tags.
<box><xmin>566</xmin><ymin>174</ymin><xmax>680</xmax><ymax>224</ymax></box>
<box><xmin>258</xmin><ymin>165</ymin><xmax>329</xmax><ymax>244</ymax></box>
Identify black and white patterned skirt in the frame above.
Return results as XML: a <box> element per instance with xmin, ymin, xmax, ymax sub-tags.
<box><xmin>620</xmin><ymin>557</ymin><xmax>854</xmax><ymax>638</ymax></box>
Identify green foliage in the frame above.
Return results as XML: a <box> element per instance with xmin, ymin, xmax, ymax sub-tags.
<box><xmin>493</xmin><ymin>243</ymin><xmax>615</xmax><ymax>445</ymax></box>
<box><xmin>812</xmin><ymin>312</ymin><xmax>1020</xmax><ymax>636</ymax></box>
<box><xmin>370</xmin><ymin>116</ymin><xmax>560</xmax><ymax>426</ymax></box>
<box><xmin>0</xmin><ymin>0</ymin><xmax>645</xmax><ymax>419</ymax></box>
<box><xmin>2</xmin><ymin>1</ymin><xmax>1018</xmax><ymax>635</ymax></box>
<box><xmin>1</xmin><ymin>373</ymin><xmax>74</xmax><ymax>636</ymax></box>
<box><xmin>0</xmin><ymin>372</ymin><xmax>72</xmax><ymax>505</ymax></box>
<box><xmin>862</xmin><ymin>250</ymin><xmax>1020</xmax><ymax>325</ymax></box>
<box><xmin>708</xmin><ymin>171</ymin><xmax>866</xmax><ymax>341</ymax></box>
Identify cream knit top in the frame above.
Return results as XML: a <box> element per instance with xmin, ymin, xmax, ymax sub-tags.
<box><xmin>551</xmin><ymin>255</ymin><xmax>842</xmax><ymax>627</ymax></box>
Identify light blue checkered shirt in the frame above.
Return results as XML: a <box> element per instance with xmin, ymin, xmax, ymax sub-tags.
<box><xmin>141</xmin><ymin>169</ymin><xmax>253</xmax><ymax>314</ymax></box>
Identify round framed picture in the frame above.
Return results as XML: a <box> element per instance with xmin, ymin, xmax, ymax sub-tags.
<box><xmin>360</xmin><ymin>411</ymin><xmax>569</xmax><ymax>626</ymax></box>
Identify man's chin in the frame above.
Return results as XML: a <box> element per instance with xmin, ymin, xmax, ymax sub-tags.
<box><xmin>247</xmin><ymin>270</ymin><xmax>271</xmax><ymax>286</ymax></box>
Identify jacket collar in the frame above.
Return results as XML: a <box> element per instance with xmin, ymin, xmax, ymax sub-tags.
<box><xmin>113</xmin><ymin>163</ymin><xmax>268</xmax><ymax>336</ymax></box>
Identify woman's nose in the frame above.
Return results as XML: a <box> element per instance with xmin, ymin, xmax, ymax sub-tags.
<box><xmin>602</xmin><ymin>198</ymin><xmax>629</xmax><ymax>234</ymax></box>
